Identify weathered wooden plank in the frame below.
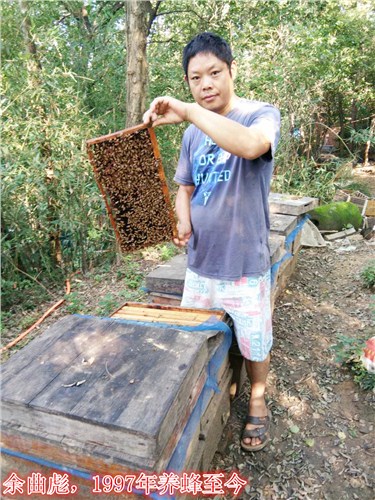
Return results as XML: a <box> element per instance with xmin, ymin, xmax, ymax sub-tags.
<box><xmin>112</xmin><ymin>306</ymin><xmax>219</xmax><ymax>321</ymax></box>
<box><xmin>112</xmin><ymin>315</ymin><xmax>222</xmax><ymax>327</ymax></box>
<box><xmin>1</xmin><ymin>403</ymin><xmax>155</xmax><ymax>468</ymax></box>
<box><xmin>324</xmin><ymin>227</ymin><xmax>357</xmax><ymax>241</ymax></box>
<box><xmin>366</xmin><ymin>199</ymin><xmax>375</xmax><ymax>217</ymax></box>
<box><xmin>270</xmin><ymin>213</ymin><xmax>298</xmax><ymax>236</ymax></box>
<box><xmin>29</xmin><ymin>326</ymin><xmax>209</xmax><ymax>453</ymax></box>
<box><xmin>111</xmin><ymin>303</ymin><xmax>225</xmax><ymax>326</ymax></box>
<box><xmin>1</xmin><ymin>427</ymin><xmax>137</xmax><ymax>477</ymax></box>
<box><xmin>148</xmin><ymin>292</ymin><xmax>182</xmax><ymax>307</ymax></box>
<box><xmin>145</xmin><ymin>254</ymin><xmax>187</xmax><ymax>294</ymax></box>
<box><xmin>0</xmin><ymin>445</ymin><xmax>140</xmax><ymax>500</ymax></box>
<box><xmin>291</xmin><ymin>228</ymin><xmax>303</xmax><ymax>254</ymax></box>
<box><xmin>269</xmin><ymin>192</ymin><xmax>319</xmax><ymax>215</ymax></box>
<box><xmin>0</xmin><ymin>315</ymin><xmax>95</xmax><ymax>384</ymax></box>
<box><xmin>2</xmin><ymin>372</ymin><xmax>209</xmax><ymax>470</ymax></box>
<box><xmin>112</xmin><ymin>301</ymin><xmax>222</xmax><ymax>316</ymax></box>
<box><xmin>183</xmin><ymin>368</ymin><xmax>232</xmax><ymax>472</ymax></box>
<box><xmin>1</xmin><ymin>316</ymin><xmax>115</xmax><ymax>402</ymax></box>
<box><xmin>269</xmin><ymin>233</ymin><xmax>286</xmax><ymax>265</ymax></box>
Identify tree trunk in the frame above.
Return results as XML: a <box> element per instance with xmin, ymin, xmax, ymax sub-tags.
<box><xmin>364</xmin><ymin>118</ymin><xmax>375</xmax><ymax>167</ymax></box>
<box><xmin>337</xmin><ymin>94</ymin><xmax>346</xmax><ymax>156</ymax></box>
<box><xmin>125</xmin><ymin>0</ymin><xmax>151</xmax><ymax>127</ymax></box>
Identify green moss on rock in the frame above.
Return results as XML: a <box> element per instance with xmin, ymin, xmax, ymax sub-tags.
<box><xmin>308</xmin><ymin>202</ymin><xmax>362</xmax><ymax>231</ymax></box>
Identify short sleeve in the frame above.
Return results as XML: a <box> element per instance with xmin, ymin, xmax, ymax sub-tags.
<box><xmin>250</xmin><ymin>104</ymin><xmax>281</xmax><ymax>160</ymax></box>
<box><xmin>174</xmin><ymin>128</ymin><xmax>195</xmax><ymax>186</ymax></box>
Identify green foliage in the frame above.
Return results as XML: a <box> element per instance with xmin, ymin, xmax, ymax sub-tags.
<box><xmin>332</xmin><ymin>334</ymin><xmax>375</xmax><ymax>391</ymax></box>
<box><xmin>118</xmin><ymin>256</ymin><xmax>144</xmax><ymax>290</ymax></box>
<box><xmin>336</xmin><ymin>181</ymin><xmax>373</xmax><ymax>198</ymax></box>
<box><xmin>272</xmin><ymin>158</ymin><xmax>338</xmax><ymax>203</ymax></box>
<box><xmin>349</xmin><ymin>127</ymin><xmax>375</xmax><ymax>151</ymax></box>
<box><xmin>64</xmin><ymin>291</ymin><xmax>85</xmax><ymax>314</ymax></box>
<box><xmin>361</xmin><ymin>262</ymin><xmax>375</xmax><ymax>289</ymax></box>
<box><xmin>95</xmin><ymin>293</ymin><xmax>120</xmax><ymax>317</ymax></box>
<box><xmin>158</xmin><ymin>243</ymin><xmax>180</xmax><ymax>262</ymax></box>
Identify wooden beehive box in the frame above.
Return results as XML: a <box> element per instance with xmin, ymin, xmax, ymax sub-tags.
<box><xmin>145</xmin><ymin>254</ymin><xmax>187</xmax><ymax>299</ymax></box>
<box><xmin>111</xmin><ymin>301</ymin><xmax>225</xmax><ymax>325</ymax></box>
<box><xmin>110</xmin><ymin>303</ymin><xmax>233</xmax><ymax>471</ymax></box>
<box><xmin>269</xmin><ymin>213</ymin><xmax>298</xmax><ymax>236</ymax></box>
<box><xmin>1</xmin><ymin>309</ymin><xmax>232</xmax><ymax>482</ymax></box>
<box><xmin>269</xmin><ymin>192</ymin><xmax>319</xmax><ymax>215</ymax></box>
<box><xmin>87</xmin><ymin>124</ymin><xmax>177</xmax><ymax>252</ymax></box>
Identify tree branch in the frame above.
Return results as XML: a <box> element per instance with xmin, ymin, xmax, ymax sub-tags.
<box><xmin>147</xmin><ymin>0</ymin><xmax>162</xmax><ymax>36</ymax></box>
<box><xmin>154</xmin><ymin>8</ymin><xmax>208</xmax><ymax>22</ymax></box>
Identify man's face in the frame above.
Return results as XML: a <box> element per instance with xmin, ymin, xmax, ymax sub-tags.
<box><xmin>186</xmin><ymin>52</ymin><xmax>237</xmax><ymax>115</ymax></box>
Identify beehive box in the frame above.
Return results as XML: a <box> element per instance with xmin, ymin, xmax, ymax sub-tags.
<box><xmin>145</xmin><ymin>254</ymin><xmax>187</xmax><ymax>302</ymax></box>
<box><xmin>110</xmin><ymin>303</ymin><xmax>233</xmax><ymax>471</ymax></box>
<box><xmin>269</xmin><ymin>212</ymin><xmax>298</xmax><ymax>236</ymax></box>
<box><xmin>111</xmin><ymin>301</ymin><xmax>224</xmax><ymax>326</ymax></box>
<box><xmin>87</xmin><ymin>124</ymin><xmax>177</xmax><ymax>252</ymax></box>
<box><xmin>269</xmin><ymin>192</ymin><xmax>319</xmax><ymax>215</ymax></box>
<box><xmin>1</xmin><ymin>309</ymin><xmax>232</xmax><ymax>493</ymax></box>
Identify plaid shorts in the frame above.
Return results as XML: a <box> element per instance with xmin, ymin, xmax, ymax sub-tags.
<box><xmin>181</xmin><ymin>268</ymin><xmax>273</xmax><ymax>362</ymax></box>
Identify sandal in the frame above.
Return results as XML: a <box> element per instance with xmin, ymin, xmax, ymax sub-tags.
<box><xmin>240</xmin><ymin>410</ymin><xmax>271</xmax><ymax>452</ymax></box>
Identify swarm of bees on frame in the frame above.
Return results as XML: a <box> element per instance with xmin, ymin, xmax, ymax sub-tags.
<box><xmin>89</xmin><ymin>128</ymin><xmax>175</xmax><ymax>252</ymax></box>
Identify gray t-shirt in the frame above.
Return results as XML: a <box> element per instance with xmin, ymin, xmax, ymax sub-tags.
<box><xmin>174</xmin><ymin>98</ymin><xmax>281</xmax><ymax>281</ymax></box>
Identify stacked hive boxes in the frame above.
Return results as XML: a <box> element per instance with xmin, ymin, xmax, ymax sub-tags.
<box><xmin>268</xmin><ymin>193</ymin><xmax>319</xmax><ymax>308</ymax></box>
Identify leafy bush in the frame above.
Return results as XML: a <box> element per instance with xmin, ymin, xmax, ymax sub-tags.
<box><xmin>361</xmin><ymin>262</ymin><xmax>375</xmax><ymax>289</ymax></box>
<box><xmin>118</xmin><ymin>256</ymin><xmax>144</xmax><ymax>290</ymax></box>
<box><xmin>272</xmin><ymin>158</ymin><xmax>339</xmax><ymax>203</ymax></box>
<box><xmin>64</xmin><ymin>291</ymin><xmax>85</xmax><ymax>314</ymax></box>
<box><xmin>159</xmin><ymin>243</ymin><xmax>180</xmax><ymax>262</ymax></box>
<box><xmin>95</xmin><ymin>293</ymin><xmax>120</xmax><ymax>317</ymax></box>
<box><xmin>332</xmin><ymin>334</ymin><xmax>375</xmax><ymax>391</ymax></box>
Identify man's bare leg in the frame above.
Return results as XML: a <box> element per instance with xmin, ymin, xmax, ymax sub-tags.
<box><xmin>242</xmin><ymin>354</ymin><xmax>270</xmax><ymax>447</ymax></box>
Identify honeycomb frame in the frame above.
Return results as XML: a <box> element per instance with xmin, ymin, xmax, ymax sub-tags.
<box><xmin>87</xmin><ymin>124</ymin><xmax>177</xmax><ymax>252</ymax></box>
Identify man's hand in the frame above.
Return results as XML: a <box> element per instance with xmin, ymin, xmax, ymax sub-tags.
<box><xmin>173</xmin><ymin>220</ymin><xmax>192</xmax><ymax>247</ymax></box>
<box><xmin>143</xmin><ymin>96</ymin><xmax>192</xmax><ymax>127</ymax></box>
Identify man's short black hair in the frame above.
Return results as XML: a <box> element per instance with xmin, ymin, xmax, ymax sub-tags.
<box><xmin>182</xmin><ymin>32</ymin><xmax>234</xmax><ymax>75</ymax></box>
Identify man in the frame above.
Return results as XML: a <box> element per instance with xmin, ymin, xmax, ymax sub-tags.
<box><xmin>143</xmin><ymin>32</ymin><xmax>280</xmax><ymax>452</ymax></box>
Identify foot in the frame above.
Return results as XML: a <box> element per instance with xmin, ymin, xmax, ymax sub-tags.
<box><xmin>241</xmin><ymin>398</ymin><xmax>270</xmax><ymax>452</ymax></box>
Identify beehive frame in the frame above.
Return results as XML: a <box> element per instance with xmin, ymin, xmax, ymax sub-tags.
<box><xmin>87</xmin><ymin>124</ymin><xmax>177</xmax><ymax>252</ymax></box>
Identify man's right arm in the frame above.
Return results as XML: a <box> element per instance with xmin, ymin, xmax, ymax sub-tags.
<box><xmin>173</xmin><ymin>184</ymin><xmax>194</xmax><ymax>247</ymax></box>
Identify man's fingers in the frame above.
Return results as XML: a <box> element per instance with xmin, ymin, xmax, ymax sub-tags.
<box><xmin>173</xmin><ymin>238</ymin><xmax>184</xmax><ymax>247</ymax></box>
<box><xmin>142</xmin><ymin>110</ymin><xmax>152</xmax><ymax>125</ymax></box>
<box><xmin>173</xmin><ymin>236</ymin><xmax>189</xmax><ymax>247</ymax></box>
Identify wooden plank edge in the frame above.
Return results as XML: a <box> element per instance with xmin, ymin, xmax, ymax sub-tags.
<box><xmin>86</xmin><ymin>123</ymin><xmax>148</xmax><ymax>146</ymax></box>
<box><xmin>148</xmin><ymin>127</ymin><xmax>178</xmax><ymax>239</ymax></box>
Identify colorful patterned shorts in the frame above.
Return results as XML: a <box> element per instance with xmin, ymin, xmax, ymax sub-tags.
<box><xmin>181</xmin><ymin>268</ymin><xmax>273</xmax><ymax>362</ymax></box>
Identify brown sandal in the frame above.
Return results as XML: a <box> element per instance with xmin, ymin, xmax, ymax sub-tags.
<box><xmin>240</xmin><ymin>410</ymin><xmax>271</xmax><ymax>452</ymax></box>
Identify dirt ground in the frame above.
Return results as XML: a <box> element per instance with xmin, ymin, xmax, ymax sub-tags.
<box><xmin>1</xmin><ymin>169</ymin><xmax>374</xmax><ymax>500</ymax></box>
<box><xmin>212</xmin><ymin>238</ymin><xmax>374</xmax><ymax>499</ymax></box>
